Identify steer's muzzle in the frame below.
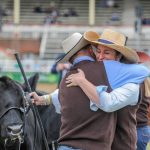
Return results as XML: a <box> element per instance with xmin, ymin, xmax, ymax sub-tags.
<box><xmin>7</xmin><ymin>124</ymin><xmax>23</xmax><ymax>136</ymax></box>
<box><xmin>1</xmin><ymin>124</ymin><xmax>24</xmax><ymax>145</ymax></box>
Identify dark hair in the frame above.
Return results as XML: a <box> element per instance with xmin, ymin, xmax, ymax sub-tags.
<box><xmin>69</xmin><ymin>44</ymin><xmax>91</xmax><ymax>63</ymax></box>
<box><xmin>115</xmin><ymin>50</ymin><xmax>121</xmax><ymax>56</ymax></box>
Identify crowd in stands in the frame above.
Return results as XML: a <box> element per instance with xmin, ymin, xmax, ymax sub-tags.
<box><xmin>99</xmin><ymin>0</ymin><xmax>119</xmax><ymax>8</ymax></box>
<box><xmin>98</xmin><ymin>0</ymin><xmax>121</xmax><ymax>25</ymax></box>
<box><xmin>33</xmin><ymin>1</ymin><xmax>78</xmax><ymax>25</ymax></box>
<box><xmin>2</xmin><ymin>0</ymin><xmax>150</xmax><ymax>27</ymax></box>
<box><xmin>62</xmin><ymin>8</ymin><xmax>78</xmax><ymax>17</ymax></box>
<box><xmin>0</xmin><ymin>5</ymin><xmax>12</xmax><ymax>30</ymax></box>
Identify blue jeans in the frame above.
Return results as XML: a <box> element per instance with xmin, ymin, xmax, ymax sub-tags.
<box><xmin>57</xmin><ymin>145</ymin><xmax>82</xmax><ymax>150</ymax></box>
<box><xmin>137</xmin><ymin>126</ymin><xmax>150</xmax><ymax>150</ymax></box>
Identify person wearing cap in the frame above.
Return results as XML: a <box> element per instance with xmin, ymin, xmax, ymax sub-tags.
<box><xmin>51</xmin><ymin>53</ymin><xmax>71</xmax><ymax>87</ymax></box>
<box><xmin>65</xmin><ymin>29</ymin><xmax>150</xmax><ymax>150</ymax></box>
<box><xmin>30</xmin><ymin>32</ymin><xmax>149</xmax><ymax>150</ymax></box>
<box><xmin>136</xmin><ymin>52</ymin><xmax>150</xmax><ymax>150</ymax></box>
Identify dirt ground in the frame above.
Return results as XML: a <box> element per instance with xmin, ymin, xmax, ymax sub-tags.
<box><xmin>36</xmin><ymin>83</ymin><xmax>57</xmax><ymax>93</ymax></box>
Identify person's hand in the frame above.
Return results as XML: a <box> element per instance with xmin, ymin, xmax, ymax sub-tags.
<box><xmin>29</xmin><ymin>92</ymin><xmax>46</xmax><ymax>105</ymax></box>
<box><xmin>66</xmin><ymin>68</ymin><xmax>85</xmax><ymax>87</ymax></box>
<box><xmin>63</xmin><ymin>63</ymin><xmax>71</xmax><ymax>69</ymax></box>
<box><xmin>56</xmin><ymin>63</ymin><xmax>70</xmax><ymax>71</ymax></box>
<box><xmin>56</xmin><ymin>63</ymin><xmax>65</xmax><ymax>71</ymax></box>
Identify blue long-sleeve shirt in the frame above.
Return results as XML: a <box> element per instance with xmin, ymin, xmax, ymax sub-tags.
<box><xmin>51</xmin><ymin>56</ymin><xmax>150</xmax><ymax>113</ymax></box>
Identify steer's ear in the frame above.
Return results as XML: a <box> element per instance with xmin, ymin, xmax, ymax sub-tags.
<box><xmin>22</xmin><ymin>73</ymin><xmax>39</xmax><ymax>92</ymax></box>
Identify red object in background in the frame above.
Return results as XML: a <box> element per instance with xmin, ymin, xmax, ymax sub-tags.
<box><xmin>137</xmin><ymin>51</ymin><xmax>150</xmax><ymax>63</ymax></box>
<box><xmin>0</xmin><ymin>47</ymin><xmax>15</xmax><ymax>59</ymax></box>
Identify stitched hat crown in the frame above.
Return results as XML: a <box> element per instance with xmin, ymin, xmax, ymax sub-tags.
<box><xmin>99</xmin><ymin>29</ymin><xmax>126</xmax><ymax>46</ymax></box>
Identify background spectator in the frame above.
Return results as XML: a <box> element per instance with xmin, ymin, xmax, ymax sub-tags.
<box><xmin>106</xmin><ymin>0</ymin><xmax>115</xmax><ymax>7</ymax></box>
<box><xmin>110</xmin><ymin>12</ymin><xmax>120</xmax><ymax>21</ymax></box>
<box><xmin>63</xmin><ymin>8</ymin><xmax>78</xmax><ymax>17</ymax></box>
<box><xmin>33</xmin><ymin>4</ymin><xmax>43</xmax><ymax>13</ymax></box>
<box><xmin>44</xmin><ymin>9</ymin><xmax>59</xmax><ymax>24</ymax></box>
<box><xmin>51</xmin><ymin>53</ymin><xmax>71</xmax><ymax>86</ymax></box>
<box><xmin>45</xmin><ymin>1</ymin><xmax>56</xmax><ymax>14</ymax></box>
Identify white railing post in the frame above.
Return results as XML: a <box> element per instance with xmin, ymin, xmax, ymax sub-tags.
<box><xmin>39</xmin><ymin>25</ymin><xmax>49</xmax><ymax>59</ymax></box>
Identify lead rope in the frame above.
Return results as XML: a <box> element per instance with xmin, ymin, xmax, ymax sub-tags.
<box><xmin>52</xmin><ymin>141</ymin><xmax>56</xmax><ymax>150</ymax></box>
<box><xmin>14</xmin><ymin>53</ymin><xmax>49</xmax><ymax>150</ymax></box>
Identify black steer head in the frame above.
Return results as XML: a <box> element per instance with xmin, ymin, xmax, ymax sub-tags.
<box><xmin>0</xmin><ymin>76</ymin><xmax>26</xmax><ymax>149</ymax></box>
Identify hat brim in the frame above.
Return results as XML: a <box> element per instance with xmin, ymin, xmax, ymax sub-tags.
<box><xmin>57</xmin><ymin>37</ymin><xmax>89</xmax><ymax>63</ymax></box>
<box><xmin>84</xmin><ymin>31</ymin><xmax>139</xmax><ymax>63</ymax></box>
<box><xmin>92</xmin><ymin>41</ymin><xmax>139</xmax><ymax>63</ymax></box>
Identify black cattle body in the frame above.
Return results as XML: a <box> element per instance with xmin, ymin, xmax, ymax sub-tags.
<box><xmin>37</xmin><ymin>105</ymin><xmax>61</xmax><ymax>149</ymax></box>
<box><xmin>0</xmin><ymin>76</ymin><xmax>46</xmax><ymax>150</ymax></box>
<box><xmin>22</xmin><ymin>73</ymin><xmax>61</xmax><ymax>149</ymax></box>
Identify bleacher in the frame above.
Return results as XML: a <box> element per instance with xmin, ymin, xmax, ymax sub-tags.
<box><xmin>58</xmin><ymin>0</ymin><xmax>89</xmax><ymax>25</ymax></box>
<box><xmin>0</xmin><ymin>0</ymin><xmax>150</xmax><ymax>61</ymax></box>
<box><xmin>1</xmin><ymin>0</ymin><xmax>13</xmax><ymax>24</ymax></box>
<box><xmin>127</xmin><ymin>37</ymin><xmax>150</xmax><ymax>50</ymax></box>
<box><xmin>43</xmin><ymin>31</ymin><xmax>67</xmax><ymax>59</ymax></box>
<box><xmin>2</xmin><ymin>0</ymin><xmax>124</xmax><ymax>26</ymax></box>
<box><xmin>95</xmin><ymin>0</ymin><xmax>124</xmax><ymax>26</ymax></box>
<box><xmin>138</xmin><ymin>0</ymin><xmax>150</xmax><ymax>25</ymax></box>
<box><xmin>139</xmin><ymin>0</ymin><xmax>150</xmax><ymax>19</ymax></box>
<box><xmin>20</xmin><ymin>0</ymin><xmax>57</xmax><ymax>25</ymax></box>
<box><xmin>19</xmin><ymin>0</ymin><xmax>89</xmax><ymax>25</ymax></box>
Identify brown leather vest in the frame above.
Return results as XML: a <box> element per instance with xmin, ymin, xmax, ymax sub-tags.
<box><xmin>58</xmin><ymin>61</ymin><xmax>117</xmax><ymax>150</ymax></box>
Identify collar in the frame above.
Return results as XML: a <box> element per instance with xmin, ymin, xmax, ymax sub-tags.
<box><xmin>73</xmin><ymin>56</ymin><xmax>95</xmax><ymax>66</ymax></box>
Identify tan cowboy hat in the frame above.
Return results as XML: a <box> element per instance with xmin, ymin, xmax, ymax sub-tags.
<box><xmin>57</xmin><ymin>32</ymin><xmax>89</xmax><ymax>63</ymax></box>
<box><xmin>84</xmin><ymin>29</ymin><xmax>139</xmax><ymax>63</ymax></box>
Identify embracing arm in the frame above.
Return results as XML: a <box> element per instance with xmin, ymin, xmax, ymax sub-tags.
<box><xmin>93</xmin><ymin>83</ymin><xmax>139</xmax><ymax>112</ymax></box>
<box><xmin>66</xmin><ymin>69</ymin><xmax>99</xmax><ymax>104</ymax></box>
<box><xmin>66</xmin><ymin>69</ymin><xmax>140</xmax><ymax>112</ymax></box>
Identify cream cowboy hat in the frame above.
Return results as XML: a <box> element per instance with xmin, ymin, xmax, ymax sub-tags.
<box><xmin>57</xmin><ymin>32</ymin><xmax>89</xmax><ymax>63</ymax></box>
<box><xmin>84</xmin><ymin>29</ymin><xmax>139</xmax><ymax>63</ymax></box>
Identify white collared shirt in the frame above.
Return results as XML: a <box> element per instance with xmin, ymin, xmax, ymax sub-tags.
<box><xmin>51</xmin><ymin>83</ymin><xmax>139</xmax><ymax>114</ymax></box>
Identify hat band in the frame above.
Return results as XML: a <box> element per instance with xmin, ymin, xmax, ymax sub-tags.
<box><xmin>98</xmin><ymin>39</ymin><xmax>114</xmax><ymax>44</ymax></box>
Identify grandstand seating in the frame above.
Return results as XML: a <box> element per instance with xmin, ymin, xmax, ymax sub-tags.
<box><xmin>1</xmin><ymin>0</ymin><xmax>13</xmax><ymax>24</ymax></box>
<box><xmin>95</xmin><ymin>0</ymin><xmax>124</xmax><ymax>26</ymax></box>
<box><xmin>139</xmin><ymin>0</ymin><xmax>150</xmax><ymax>19</ymax></box>
<box><xmin>40</xmin><ymin>26</ymin><xmax>150</xmax><ymax>60</ymax></box>
<box><xmin>20</xmin><ymin>0</ymin><xmax>89</xmax><ymax>25</ymax></box>
<box><xmin>0</xmin><ymin>0</ymin><xmax>150</xmax><ymax>61</ymax></box>
<box><xmin>44</xmin><ymin>30</ymin><xmax>67</xmax><ymax>59</ymax></box>
<box><xmin>2</xmin><ymin>0</ymin><xmax>124</xmax><ymax>26</ymax></box>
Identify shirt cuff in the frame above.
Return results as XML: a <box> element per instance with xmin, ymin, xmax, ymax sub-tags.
<box><xmin>90</xmin><ymin>85</ymin><xmax>108</xmax><ymax>111</ymax></box>
<box><xmin>50</xmin><ymin>89</ymin><xmax>61</xmax><ymax>114</ymax></box>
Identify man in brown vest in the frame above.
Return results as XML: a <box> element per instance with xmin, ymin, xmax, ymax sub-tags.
<box><xmin>31</xmin><ymin>33</ymin><xmax>117</xmax><ymax>150</ymax></box>
<box><xmin>55</xmin><ymin>33</ymin><xmax>116</xmax><ymax>150</ymax></box>
<box><xmin>30</xmin><ymin>31</ymin><xmax>149</xmax><ymax>150</ymax></box>
<box><xmin>56</xmin><ymin>31</ymin><xmax>149</xmax><ymax>150</ymax></box>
